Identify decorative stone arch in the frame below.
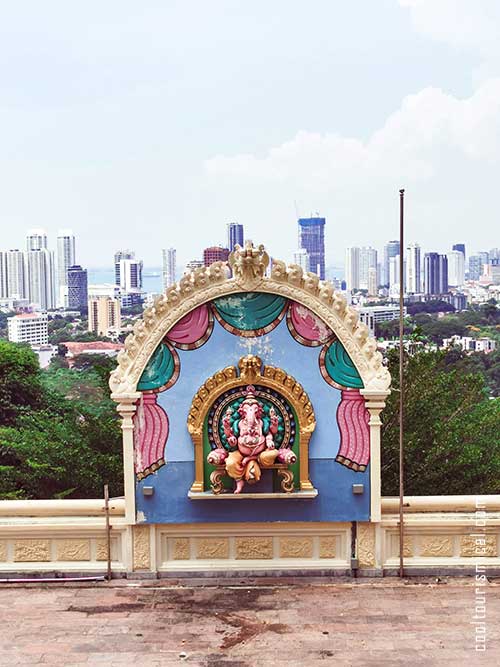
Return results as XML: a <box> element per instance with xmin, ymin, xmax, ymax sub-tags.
<box><xmin>110</xmin><ymin>242</ymin><xmax>391</xmax><ymax>522</ymax></box>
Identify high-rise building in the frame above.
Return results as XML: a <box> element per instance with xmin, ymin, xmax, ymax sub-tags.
<box><xmin>293</xmin><ymin>248</ymin><xmax>309</xmax><ymax>271</ymax></box>
<box><xmin>88</xmin><ymin>295</ymin><xmax>121</xmax><ymax>336</ymax></box>
<box><xmin>67</xmin><ymin>265</ymin><xmax>88</xmax><ymax>312</ymax></box>
<box><xmin>26</xmin><ymin>249</ymin><xmax>56</xmax><ymax>310</ymax></box>
<box><xmin>383</xmin><ymin>240</ymin><xmax>400</xmax><ymax>287</ymax></box>
<box><xmin>490</xmin><ymin>248</ymin><xmax>500</xmax><ymax>262</ymax></box>
<box><xmin>7</xmin><ymin>312</ymin><xmax>49</xmax><ymax>346</ymax></box>
<box><xmin>345</xmin><ymin>247</ymin><xmax>360</xmax><ymax>292</ymax></box>
<box><xmin>162</xmin><ymin>248</ymin><xmax>176</xmax><ymax>290</ymax></box>
<box><xmin>406</xmin><ymin>243</ymin><xmax>422</xmax><ymax>294</ymax></box>
<box><xmin>367</xmin><ymin>267</ymin><xmax>378</xmax><ymax>297</ymax></box>
<box><xmin>388</xmin><ymin>255</ymin><xmax>405</xmax><ymax>297</ymax></box>
<box><xmin>56</xmin><ymin>230</ymin><xmax>76</xmax><ymax>307</ymax></box>
<box><xmin>447</xmin><ymin>250</ymin><xmax>465</xmax><ymax>287</ymax></box>
<box><xmin>424</xmin><ymin>253</ymin><xmax>448</xmax><ymax>295</ymax></box>
<box><xmin>452</xmin><ymin>243</ymin><xmax>466</xmax><ymax>259</ymax></box>
<box><xmin>203</xmin><ymin>246</ymin><xmax>230</xmax><ymax>266</ymax></box>
<box><xmin>298</xmin><ymin>217</ymin><xmax>325</xmax><ymax>279</ymax></box>
<box><xmin>26</xmin><ymin>229</ymin><xmax>48</xmax><ymax>251</ymax></box>
<box><xmin>114</xmin><ymin>250</ymin><xmax>134</xmax><ymax>286</ymax></box>
<box><xmin>359</xmin><ymin>247</ymin><xmax>377</xmax><ymax>290</ymax></box>
<box><xmin>468</xmin><ymin>252</ymin><xmax>489</xmax><ymax>281</ymax></box>
<box><xmin>119</xmin><ymin>258</ymin><xmax>143</xmax><ymax>293</ymax></box>
<box><xmin>0</xmin><ymin>252</ymin><xmax>8</xmax><ymax>298</ymax></box>
<box><xmin>5</xmin><ymin>250</ymin><xmax>26</xmax><ymax>299</ymax></box>
<box><xmin>227</xmin><ymin>223</ymin><xmax>244</xmax><ymax>252</ymax></box>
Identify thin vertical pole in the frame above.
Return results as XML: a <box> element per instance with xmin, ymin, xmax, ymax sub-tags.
<box><xmin>104</xmin><ymin>484</ymin><xmax>112</xmax><ymax>581</ymax></box>
<box><xmin>399</xmin><ymin>189</ymin><xmax>405</xmax><ymax>578</ymax></box>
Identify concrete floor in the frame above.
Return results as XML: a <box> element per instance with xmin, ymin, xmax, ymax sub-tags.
<box><xmin>0</xmin><ymin>577</ymin><xmax>498</xmax><ymax>666</ymax></box>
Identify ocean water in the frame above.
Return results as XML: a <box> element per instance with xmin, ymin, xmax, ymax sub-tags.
<box><xmin>88</xmin><ymin>268</ymin><xmax>163</xmax><ymax>294</ymax></box>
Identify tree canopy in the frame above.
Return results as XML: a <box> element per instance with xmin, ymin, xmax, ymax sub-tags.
<box><xmin>0</xmin><ymin>341</ymin><xmax>122</xmax><ymax>499</ymax></box>
<box><xmin>382</xmin><ymin>347</ymin><xmax>500</xmax><ymax>496</ymax></box>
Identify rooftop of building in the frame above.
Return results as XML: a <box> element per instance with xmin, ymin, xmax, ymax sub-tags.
<box><xmin>62</xmin><ymin>341</ymin><xmax>124</xmax><ymax>355</ymax></box>
<box><xmin>8</xmin><ymin>312</ymin><xmax>47</xmax><ymax>320</ymax></box>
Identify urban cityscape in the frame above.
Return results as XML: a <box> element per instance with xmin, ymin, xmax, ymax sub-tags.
<box><xmin>0</xmin><ymin>218</ymin><xmax>498</xmax><ymax>364</ymax></box>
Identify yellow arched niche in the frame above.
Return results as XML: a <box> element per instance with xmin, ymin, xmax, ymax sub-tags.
<box><xmin>187</xmin><ymin>354</ymin><xmax>316</xmax><ymax>494</ymax></box>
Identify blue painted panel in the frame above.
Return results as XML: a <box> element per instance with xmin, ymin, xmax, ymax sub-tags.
<box><xmin>138</xmin><ymin>313</ymin><xmax>370</xmax><ymax>523</ymax></box>
<box><xmin>156</xmin><ymin>317</ymin><xmax>341</xmax><ymax>462</ymax></box>
<box><xmin>137</xmin><ymin>459</ymin><xmax>370</xmax><ymax>523</ymax></box>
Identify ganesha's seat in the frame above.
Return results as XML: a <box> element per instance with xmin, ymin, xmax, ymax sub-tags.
<box><xmin>210</xmin><ymin>463</ymin><xmax>294</xmax><ymax>495</ymax></box>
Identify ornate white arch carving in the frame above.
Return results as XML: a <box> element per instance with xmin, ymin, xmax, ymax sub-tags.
<box><xmin>109</xmin><ymin>242</ymin><xmax>391</xmax><ymax>399</ymax></box>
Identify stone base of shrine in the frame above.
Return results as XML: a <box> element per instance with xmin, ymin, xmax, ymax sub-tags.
<box><xmin>0</xmin><ymin>496</ymin><xmax>498</xmax><ymax>577</ymax></box>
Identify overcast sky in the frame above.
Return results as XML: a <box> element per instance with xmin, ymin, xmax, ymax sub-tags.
<box><xmin>0</xmin><ymin>0</ymin><xmax>499</xmax><ymax>267</ymax></box>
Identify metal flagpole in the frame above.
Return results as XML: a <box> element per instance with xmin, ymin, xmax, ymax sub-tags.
<box><xmin>399</xmin><ymin>188</ymin><xmax>405</xmax><ymax>578</ymax></box>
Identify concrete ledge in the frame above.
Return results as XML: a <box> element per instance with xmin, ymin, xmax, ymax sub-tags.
<box><xmin>382</xmin><ymin>495</ymin><xmax>500</xmax><ymax>513</ymax></box>
<box><xmin>0</xmin><ymin>498</ymin><xmax>126</xmax><ymax>517</ymax></box>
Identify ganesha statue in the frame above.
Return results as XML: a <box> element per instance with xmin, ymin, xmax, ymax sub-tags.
<box><xmin>207</xmin><ymin>385</ymin><xmax>297</xmax><ymax>493</ymax></box>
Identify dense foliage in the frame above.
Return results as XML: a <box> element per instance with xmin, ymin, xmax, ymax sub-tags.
<box><xmin>382</xmin><ymin>347</ymin><xmax>500</xmax><ymax>496</ymax></box>
<box><xmin>0</xmin><ymin>340</ymin><xmax>122</xmax><ymax>499</ymax></box>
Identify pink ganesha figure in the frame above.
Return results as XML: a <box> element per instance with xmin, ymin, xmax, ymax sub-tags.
<box><xmin>223</xmin><ymin>386</ymin><xmax>279</xmax><ymax>494</ymax></box>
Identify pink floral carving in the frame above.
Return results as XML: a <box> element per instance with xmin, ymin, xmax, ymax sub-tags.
<box><xmin>134</xmin><ymin>394</ymin><xmax>169</xmax><ymax>479</ymax></box>
<box><xmin>336</xmin><ymin>389</ymin><xmax>370</xmax><ymax>471</ymax></box>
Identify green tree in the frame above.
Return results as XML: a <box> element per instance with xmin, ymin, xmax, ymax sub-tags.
<box><xmin>0</xmin><ymin>340</ymin><xmax>44</xmax><ymax>425</ymax></box>
<box><xmin>0</xmin><ymin>340</ymin><xmax>123</xmax><ymax>499</ymax></box>
<box><xmin>382</xmin><ymin>348</ymin><xmax>500</xmax><ymax>495</ymax></box>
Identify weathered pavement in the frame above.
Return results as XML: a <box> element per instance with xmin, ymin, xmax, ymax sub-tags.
<box><xmin>0</xmin><ymin>577</ymin><xmax>498</xmax><ymax>666</ymax></box>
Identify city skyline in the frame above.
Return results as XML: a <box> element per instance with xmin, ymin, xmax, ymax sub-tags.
<box><xmin>0</xmin><ymin>2</ymin><xmax>498</xmax><ymax>265</ymax></box>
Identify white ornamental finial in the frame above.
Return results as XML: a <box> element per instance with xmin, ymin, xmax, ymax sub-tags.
<box><xmin>229</xmin><ymin>241</ymin><xmax>269</xmax><ymax>286</ymax></box>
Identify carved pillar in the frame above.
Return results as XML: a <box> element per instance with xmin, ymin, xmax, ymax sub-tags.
<box><xmin>299</xmin><ymin>431</ymin><xmax>314</xmax><ymax>491</ymax></box>
<box><xmin>360</xmin><ymin>390</ymin><xmax>389</xmax><ymax>523</ymax></box>
<box><xmin>115</xmin><ymin>393</ymin><xmax>141</xmax><ymax>524</ymax></box>
<box><xmin>189</xmin><ymin>432</ymin><xmax>204</xmax><ymax>493</ymax></box>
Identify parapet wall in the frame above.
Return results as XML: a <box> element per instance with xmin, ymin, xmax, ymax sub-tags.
<box><xmin>0</xmin><ymin>496</ymin><xmax>498</xmax><ymax>576</ymax></box>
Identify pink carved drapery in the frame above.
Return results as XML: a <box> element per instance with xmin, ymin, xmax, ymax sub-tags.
<box><xmin>134</xmin><ymin>393</ymin><xmax>169</xmax><ymax>480</ymax></box>
<box><xmin>336</xmin><ymin>389</ymin><xmax>370</xmax><ymax>472</ymax></box>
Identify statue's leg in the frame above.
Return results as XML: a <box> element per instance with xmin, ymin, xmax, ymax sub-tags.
<box><xmin>245</xmin><ymin>459</ymin><xmax>261</xmax><ymax>483</ymax></box>
<box><xmin>259</xmin><ymin>448</ymin><xmax>280</xmax><ymax>467</ymax></box>
<box><xmin>226</xmin><ymin>451</ymin><xmax>244</xmax><ymax>479</ymax></box>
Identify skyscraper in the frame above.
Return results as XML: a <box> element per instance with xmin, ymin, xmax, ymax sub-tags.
<box><xmin>345</xmin><ymin>247</ymin><xmax>360</xmax><ymax>292</ymax></box>
<box><xmin>452</xmin><ymin>243</ymin><xmax>466</xmax><ymax>259</ymax></box>
<box><xmin>26</xmin><ymin>229</ymin><xmax>48</xmax><ymax>251</ymax></box>
<box><xmin>56</xmin><ymin>230</ymin><xmax>76</xmax><ymax>307</ymax></box>
<box><xmin>468</xmin><ymin>252</ymin><xmax>489</xmax><ymax>280</ymax></box>
<box><xmin>0</xmin><ymin>252</ymin><xmax>8</xmax><ymax>298</ymax></box>
<box><xmin>67</xmin><ymin>265</ymin><xmax>88</xmax><ymax>312</ymax></box>
<box><xmin>383</xmin><ymin>240</ymin><xmax>400</xmax><ymax>287</ymax></box>
<box><xmin>114</xmin><ymin>250</ymin><xmax>134</xmax><ymax>286</ymax></box>
<box><xmin>359</xmin><ymin>247</ymin><xmax>377</xmax><ymax>290</ymax></box>
<box><xmin>6</xmin><ymin>249</ymin><xmax>27</xmax><ymax>299</ymax></box>
<box><xmin>119</xmin><ymin>258</ymin><xmax>143</xmax><ymax>293</ymax></box>
<box><xmin>447</xmin><ymin>250</ymin><xmax>465</xmax><ymax>287</ymax></box>
<box><xmin>227</xmin><ymin>223</ymin><xmax>244</xmax><ymax>252</ymax></box>
<box><xmin>424</xmin><ymin>253</ymin><xmax>448</xmax><ymax>295</ymax></box>
<box><xmin>203</xmin><ymin>246</ymin><xmax>230</xmax><ymax>266</ymax></box>
<box><xmin>26</xmin><ymin>249</ymin><xmax>56</xmax><ymax>310</ymax></box>
<box><xmin>406</xmin><ymin>243</ymin><xmax>422</xmax><ymax>294</ymax></box>
<box><xmin>298</xmin><ymin>217</ymin><xmax>325</xmax><ymax>279</ymax></box>
<box><xmin>162</xmin><ymin>248</ymin><xmax>176</xmax><ymax>290</ymax></box>
<box><xmin>367</xmin><ymin>267</ymin><xmax>378</xmax><ymax>297</ymax></box>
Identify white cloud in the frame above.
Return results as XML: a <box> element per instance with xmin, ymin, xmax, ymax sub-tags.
<box><xmin>399</xmin><ymin>0</ymin><xmax>500</xmax><ymax>81</ymax></box>
<box><xmin>206</xmin><ymin>80</ymin><xmax>500</xmax><ymax>187</ymax></box>
<box><xmin>204</xmin><ymin>78</ymin><xmax>500</xmax><ymax>257</ymax></box>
